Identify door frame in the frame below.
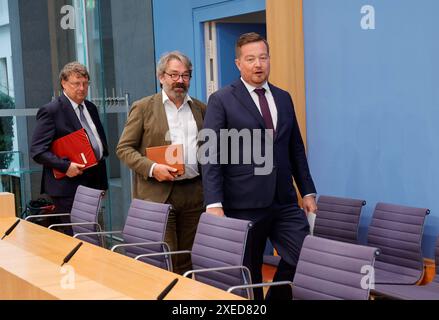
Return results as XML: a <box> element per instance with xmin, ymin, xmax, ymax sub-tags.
<box><xmin>192</xmin><ymin>0</ymin><xmax>266</xmax><ymax>102</ymax></box>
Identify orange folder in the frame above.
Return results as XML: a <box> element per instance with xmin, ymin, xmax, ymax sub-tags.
<box><xmin>51</xmin><ymin>128</ymin><xmax>98</xmax><ymax>179</ymax></box>
<box><xmin>146</xmin><ymin>144</ymin><xmax>185</xmax><ymax>176</ymax></box>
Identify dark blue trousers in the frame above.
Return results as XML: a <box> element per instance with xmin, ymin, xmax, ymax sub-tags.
<box><xmin>226</xmin><ymin>200</ymin><xmax>309</xmax><ymax>300</ymax></box>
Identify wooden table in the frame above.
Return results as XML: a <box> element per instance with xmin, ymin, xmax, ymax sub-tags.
<box><xmin>0</xmin><ymin>192</ymin><xmax>15</xmax><ymax>218</ymax></box>
<box><xmin>0</xmin><ymin>217</ymin><xmax>244</xmax><ymax>300</ymax></box>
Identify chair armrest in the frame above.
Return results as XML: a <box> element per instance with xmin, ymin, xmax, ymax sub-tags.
<box><xmin>183</xmin><ymin>265</ymin><xmax>252</xmax><ymax>280</ymax></box>
<box><xmin>111</xmin><ymin>241</ymin><xmax>171</xmax><ymax>253</ymax></box>
<box><xmin>116</xmin><ymin>242</ymin><xmax>176</xmax><ymax>272</ymax></box>
<box><xmin>48</xmin><ymin>222</ymin><xmax>101</xmax><ymax>230</ymax></box>
<box><xmin>73</xmin><ymin>230</ymin><xmax>123</xmax><ymax>238</ymax></box>
<box><xmin>134</xmin><ymin>250</ymin><xmax>191</xmax><ymax>260</ymax></box>
<box><xmin>183</xmin><ymin>265</ymin><xmax>253</xmax><ymax>299</ymax></box>
<box><xmin>227</xmin><ymin>281</ymin><xmax>294</xmax><ymax>300</ymax></box>
<box><xmin>25</xmin><ymin>213</ymin><xmax>70</xmax><ymax>221</ymax></box>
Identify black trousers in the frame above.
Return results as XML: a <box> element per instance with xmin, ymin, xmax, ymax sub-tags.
<box><xmin>226</xmin><ymin>200</ymin><xmax>309</xmax><ymax>300</ymax></box>
<box><xmin>50</xmin><ymin>196</ymin><xmax>75</xmax><ymax>236</ymax></box>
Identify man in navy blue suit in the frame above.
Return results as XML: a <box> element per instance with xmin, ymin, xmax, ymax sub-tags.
<box><xmin>202</xmin><ymin>33</ymin><xmax>317</xmax><ymax>300</ymax></box>
<box><xmin>30</xmin><ymin>62</ymin><xmax>108</xmax><ymax>234</ymax></box>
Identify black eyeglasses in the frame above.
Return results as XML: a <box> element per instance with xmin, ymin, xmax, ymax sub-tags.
<box><xmin>164</xmin><ymin>72</ymin><xmax>191</xmax><ymax>81</ymax></box>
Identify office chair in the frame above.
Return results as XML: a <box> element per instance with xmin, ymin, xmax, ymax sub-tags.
<box><xmin>293</xmin><ymin>235</ymin><xmax>380</xmax><ymax>300</ymax></box>
<box><xmin>367</xmin><ymin>202</ymin><xmax>429</xmax><ymax>289</ymax></box>
<box><xmin>314</xmin><ymin>195</ymin><xmax>366</xmax><ymax>243</ymax></box>
<box><xmin>25</xmin><ymin>185</ymin><xmax>105</xmax><ymax>246</ymax></box>
<box><xmin>74</xmin><ymin>198</ymin><xmax>173</xmax><ymax>271</ymax></box>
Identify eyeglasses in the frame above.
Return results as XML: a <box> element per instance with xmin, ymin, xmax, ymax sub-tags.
<box><xmin>164</xmin><ymin>72</ymin><xmax>191</xmax><ymax>81</ymax></box>
<box><xmin>67</xmin><ymin>81</ymin><xmax>90</xmax><ymax>88</ymax></box>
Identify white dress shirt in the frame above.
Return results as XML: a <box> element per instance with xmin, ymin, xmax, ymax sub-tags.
<box><xmin>149</xmin><ymin>90</ymin><xmax>200</xmax><ymax>180</ymax></box>
<box><xmin>64</xmin><ymin>92</ymin><xmax>104</xmax><ymax>160</ymax></box>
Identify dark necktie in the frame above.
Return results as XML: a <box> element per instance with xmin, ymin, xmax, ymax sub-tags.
<box><xmin>78</xmin><ymin>104</ymin><xmax>101</xmax><ymax>160</ymax></box>
<box><xmin>254</xmin><ymin>88</ymin><xmax>275</xmax><ymax>132</ymax></box>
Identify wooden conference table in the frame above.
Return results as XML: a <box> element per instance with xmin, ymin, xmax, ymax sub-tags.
<box><xmin>0</xmin><ymin>217</ymin><xmax>243</xmax><ymax>300</ymax></box>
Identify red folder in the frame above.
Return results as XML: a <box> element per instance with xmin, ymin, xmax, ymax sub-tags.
<box><xmin>51</xmin><ymin>128</ymin><xmax>98</xmax><ymax>179</ymax></box>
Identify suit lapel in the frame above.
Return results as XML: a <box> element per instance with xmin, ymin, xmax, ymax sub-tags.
<box><xmin>268</xmin><ymin>83</ymin><xmax>284</xmax><ymax>142</ymax></box>
<box><xmin>153</xmin><ymin>92</ymin><xmax>171</xmax><ymax>146</ymax></box>
<box><xmin>61</xmin><ymin>94</ymin><xmax>109</xmax><ymax>154</ymax></box>
<box><xmin>60</xmin><ymin>94</ymin><xmax>82</xmax><ymax>131</ymax></box>
<box><xmin>231</xmin><ymin>79</ymin><xmax>265</xmax><ymax>129</ymax></box>
<box><xmin>188</xmin><ymin>100</ymin><xmax>203</xmax><ymax>132</ymax></box>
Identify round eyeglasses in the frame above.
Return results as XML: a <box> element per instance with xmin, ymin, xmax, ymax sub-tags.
<box><xmin>164</xmin><ymin>72</ymin><xmax>191</xmax><ymax>81</ymax></box>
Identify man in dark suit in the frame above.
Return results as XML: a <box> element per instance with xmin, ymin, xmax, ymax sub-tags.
<box><xmin>202</xmin><ymin>33</ymin><xmax>317</xmax><ymax>300</ymax></box>
<box><xmin>30</xmin><ymin>62</ymin><xmax>108</xmax><ymax>234</ymax></box>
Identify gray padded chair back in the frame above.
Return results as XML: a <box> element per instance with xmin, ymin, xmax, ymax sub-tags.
<box><xmin>314</xmin><ymin>195</ymin><xmax>366</xmax><ymax>243</ymax></box>
<box><xmin>367</xmin><ymin>202</ymin><xmax>429</xmax><ymax>285</ymax></box>
<box><xmin>371</xmin><ymin>236</ymin><xmax>439</xmax><ymax>299</ymax></box>
<box><xmin>293</xmin><ymin>235</ymin><xmax>380</xmax><ymax>300</ymax></box>
<box><xmin>191</xmin><ymin>213</ymin><xmax>252</xmax><ymax>297</ymax></box>
<box><xmin>70</xmin><ymin>185</ymin><xmax>105</xmax><ymax>246</ymax></box>
<box><xmin>122</xmin><ymin>199</ymin><xmax>172</xmax><ymax>270</ymax></box>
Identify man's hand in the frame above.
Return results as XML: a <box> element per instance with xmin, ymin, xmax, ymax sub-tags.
<box><xmin>152</xmin><ymin>164</ymin><xmax>178</xmax><ymax>182</ymax></box>
<box><xmin>206</xmin><ymin>207</ymin><xmax>225</xmax><ymax>217</ymax></box>
<box><xmin>66</xmin><ymin>162</ymin><xmax>85</xmax><ymax>177</ymax></box>
<box><xmin>302</xmin><ymin>195</ymin><xmax>318</xmax><ymax>214</ymax></box>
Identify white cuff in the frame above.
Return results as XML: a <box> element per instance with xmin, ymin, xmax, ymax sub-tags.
<box><xmin>206</xmin><ymin>202</ymin><xmax>223</xmax><ymax>209</ymax></box>
<box><xmin>149</xmin><ymin>163</ymin><xmax>157</xmax><ymax>178</ymax></box>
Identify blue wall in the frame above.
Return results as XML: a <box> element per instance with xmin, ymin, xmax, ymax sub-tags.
<box><xmin>152</xmin><ymin>0</ymin><xmax>265</xmax><ymax>102</ymax></box>
<box><xmin>303</xmin><ymin>0</ymin><xmax>439</xmax><ymax>257</ymax></box>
